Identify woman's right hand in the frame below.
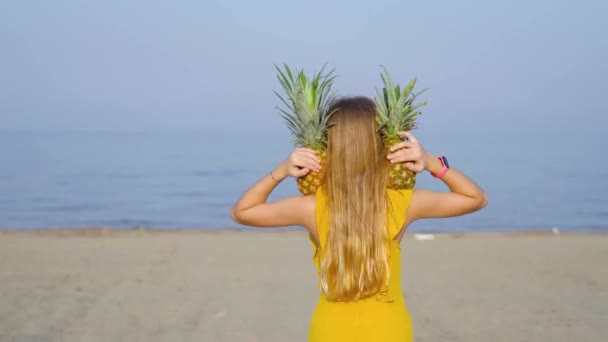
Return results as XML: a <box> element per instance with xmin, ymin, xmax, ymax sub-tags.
<box><xmin>281</xmin><ymin>148</ymin><xmax>322</xmax><ymax>178</ymax></box>
<box><xmin>386</xmin><ymin>131</ymin><xmax>435</xmax><ymax>173</ymax></box>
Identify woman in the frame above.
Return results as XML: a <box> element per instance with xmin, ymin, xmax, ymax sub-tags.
<box><xmin>231</xmin><ymin>97</ymin><xmax>487</xmax><ymax>341</ymax></box>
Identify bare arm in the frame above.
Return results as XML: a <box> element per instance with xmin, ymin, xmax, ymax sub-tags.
<box><xmin>231</xmin><ymin>148</ymin><xmax>320</xmax><ymax>228</ymax></box>
<box><xmin>387</xmin><ymin>132</ymin><xmax>488</xmax><ymax>223</ymax></box>
<box><xmin>409</xmin><ymin>162</ymin><xmax>488</xmax><ymax>220</ymax></box>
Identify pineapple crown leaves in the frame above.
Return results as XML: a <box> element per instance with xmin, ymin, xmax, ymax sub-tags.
<box><xmin>274</xmin><ymin>63</ymin><xmax>338</xmax><ymax>150</ymax></box>
<box><xmin>374</xmin><ymin>65</ymin><xmax>428</xmax><ymax>140</ymax></box>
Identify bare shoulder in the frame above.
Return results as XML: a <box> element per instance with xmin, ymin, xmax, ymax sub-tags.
<box><xmin>300</xmin><ymin>194</ymin><xmax>318</xmax><ymax>239</ymax></box>
<box><xmin>301</xmin><ymin>194</ymin><xmax>316</xmax><ymax>209</ymax></box>
<box><xmin>277</xmin><ymin>194</ymin><xmax>316</xmax><ymax>229</ymax></box>
<box><xmin>406</xmin><ymin>189</ymin><xmax>431</xmax><ymax>220</ymax></box>
<box><xmin>300</xmin><ymin>194</ymin><xmax>316</xmax><ymax>222</ymax></box>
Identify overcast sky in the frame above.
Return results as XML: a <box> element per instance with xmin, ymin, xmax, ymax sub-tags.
<box><xmin>1</xmin><ymin>0</ymin><xmax>606</xmax><ymax>134</ymax></box>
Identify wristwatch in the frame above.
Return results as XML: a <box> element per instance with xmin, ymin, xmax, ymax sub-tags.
<box><xmin>431</xmin><ymin>156</ymin><xmax>449</xmax><ymax>179</ymax></box>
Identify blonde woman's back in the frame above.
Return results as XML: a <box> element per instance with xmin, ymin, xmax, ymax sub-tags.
<box><xmin>308</xmin><ymin>187</ymin><xmax>414</xmax><ymax>342</ymax></box>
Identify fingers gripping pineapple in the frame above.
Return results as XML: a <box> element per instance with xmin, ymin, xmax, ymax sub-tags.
<box><xmin>275</xmin><ymin>64</ymin><xmax>338</xmax><ymax>195</ymax></box>
<box><xmin>374</xmin><ymin>66</ymin><xmax>428</xmax><ymax>190</ymax></box>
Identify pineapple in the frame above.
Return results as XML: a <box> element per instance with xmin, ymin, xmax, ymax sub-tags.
<box><xmin>274</xmin><ymin>64</ymin><xmax>337</xmax><ymax>195</ymax></box>
<box><xmin>374</xmin><ymin>66</ymin><xmax>428</xmax><ymax>190</ymax></box>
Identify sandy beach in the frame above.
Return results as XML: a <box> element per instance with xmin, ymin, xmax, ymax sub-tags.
<box><xmin>0</xmin><ymin>230</ymin><xmax>606</xmax><ymax>342</ymax></box>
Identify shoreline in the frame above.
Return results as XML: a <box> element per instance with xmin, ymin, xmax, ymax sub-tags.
<box><xmin>0</xmin><ymin>226</ymin><xmax>606</xmax><ymax>237</ymax></box>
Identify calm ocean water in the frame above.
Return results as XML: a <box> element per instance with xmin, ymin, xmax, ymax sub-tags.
<box><xmin>0</xmin><ymin>128</ymin><xmax>606</xmax><ymax>232</ymax></box>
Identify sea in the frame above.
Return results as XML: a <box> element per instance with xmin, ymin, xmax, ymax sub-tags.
<box><xmin>0</xmin><ymin>127</ymin><xmax>606</xmax><ymax>232</ymax></box>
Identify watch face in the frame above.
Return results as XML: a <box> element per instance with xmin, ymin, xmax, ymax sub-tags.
<box><xmin>442</xmin><ymin>156</ymin><xmax>449</xmax><ymax>168</ymax></box>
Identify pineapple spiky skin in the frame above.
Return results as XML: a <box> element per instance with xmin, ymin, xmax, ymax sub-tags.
<box><xmin>374</xmin><ymin>66</ymin><xmax>427</xmax><ymax>190</ymax></box>
<box><xmin>384</xmin><ymin>137</ymin><xmax>416</xmax><ymax>190</ymax></box>
<box><xmin>274</xmin><ymin>64</ymin><xmax>337</xmax><ymax>195</ymax></box>
<box><xmin>297</xmin><ymin>149</ymin><xmax>326</xmax><ymax>195</ymax></box>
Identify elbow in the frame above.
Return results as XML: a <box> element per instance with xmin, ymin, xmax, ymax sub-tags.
<box><xmin>230</xmin><ymin>207</ymin><xmax>244</xmax><ymax>224</ymax></box>
<box><xmin>231</xmin><ymin>205</ymin><xmax>255</xmax><ymax>226</ymax></box>
<box><xmin>477</xmin><ymin>192</ymin><xmax>489</xmax><ymax>210</ymax></box>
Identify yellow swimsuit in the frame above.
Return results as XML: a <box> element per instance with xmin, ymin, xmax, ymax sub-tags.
<box><xmin>308</xmin><ymin>188</ymin><xmax>414</xmax><ymax>342</ymax></box>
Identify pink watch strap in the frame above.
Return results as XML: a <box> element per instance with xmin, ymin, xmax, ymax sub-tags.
<box><xmin>431</xmin><ymin>156</ymin><xmax>449</xmax><ymax>179</ymax></box>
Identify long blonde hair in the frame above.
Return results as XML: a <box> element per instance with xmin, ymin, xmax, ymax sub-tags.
<box><xmin>319</xmin><ymin>96</ymin><xmax>391</xmax><ymax>301</ymax></box>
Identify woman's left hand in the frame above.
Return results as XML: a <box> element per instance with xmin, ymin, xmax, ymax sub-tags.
<box><xmin>281</xmin><ymin>148</ymin><xmax>322</xmax><ymax>178</ymax></box>
<box><xmin>386</xmin><ymin>131</ymin><xmax>432</xmax><ymax>173</ymax></box>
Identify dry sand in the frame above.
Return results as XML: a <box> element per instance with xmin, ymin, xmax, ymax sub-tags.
<box><xmin>0</xmin><ymin>230</ymin><xmax>606</xmax><ymax>342</ymax></box>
